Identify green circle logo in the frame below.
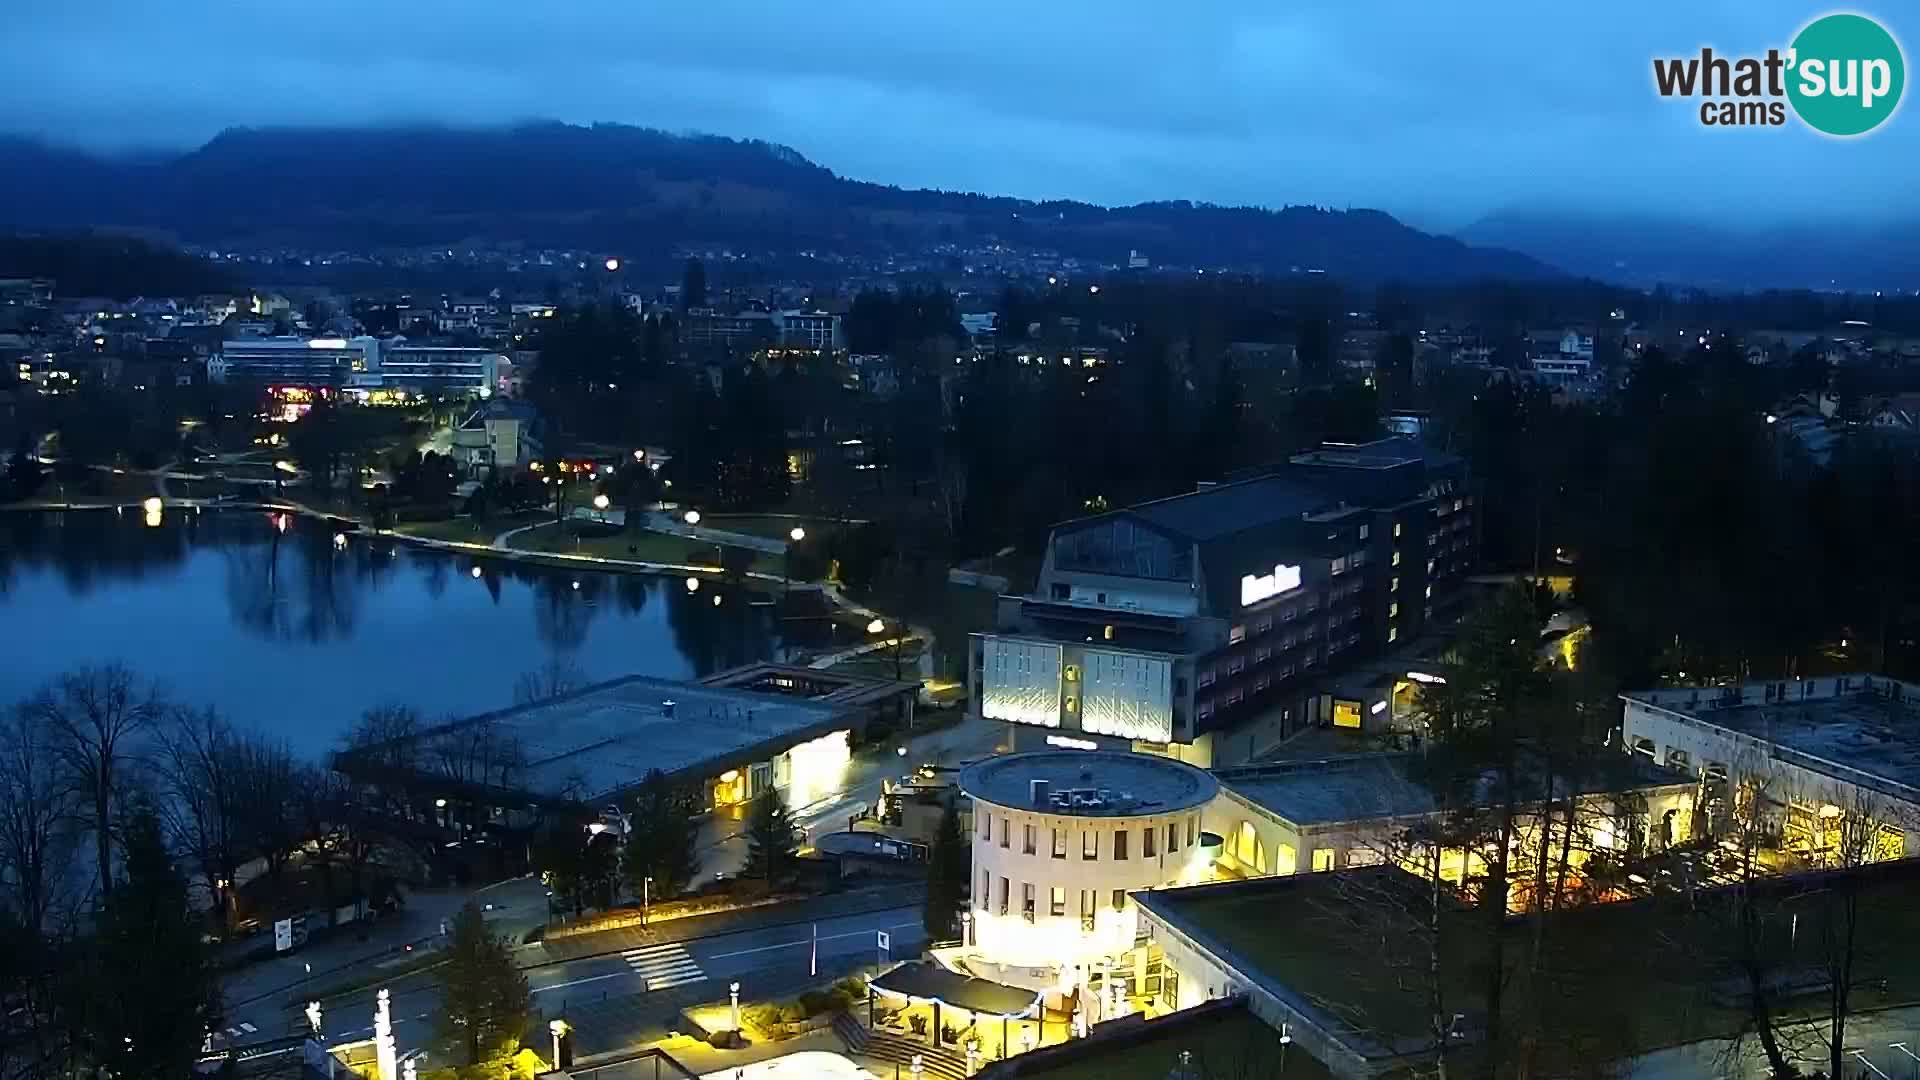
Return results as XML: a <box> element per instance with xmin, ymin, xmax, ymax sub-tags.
<box><xmin>1787</xmin><ymin>13</ymin><xmax>1905</xmax><ymax>136</ymax></box>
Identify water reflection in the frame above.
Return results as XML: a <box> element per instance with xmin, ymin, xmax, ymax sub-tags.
<box><xmin>0</xmin><ymin>510</ymin><xmax>780</xmax><ymax>756</ymax></box>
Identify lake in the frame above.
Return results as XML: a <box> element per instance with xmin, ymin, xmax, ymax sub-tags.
<box><xmin>0</xmin><ymin>508</ymin><xmax>794</xmax><ymax>759</ymax></box>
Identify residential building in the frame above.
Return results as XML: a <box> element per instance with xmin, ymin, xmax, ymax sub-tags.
<box><xmin>450</xmin><ymin>398</ymin><xmax>544</xmax><ymax>475</ymax></box>
<box><xmin>772</xmin><ymin>309</ymin><xmax>844</xmax><ymax>351</ymax></box>
<box><xmin>1621</xmin><ymin>674</ymin><xmax>1920</xmax><ymax>864</ymax></box>
<box><xmin>968</xmin><ymin>437</ymin><xmax>1475</xmax><ymax>766</ymax></box>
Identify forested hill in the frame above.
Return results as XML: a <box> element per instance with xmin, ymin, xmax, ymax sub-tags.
<box><xmin>0</xmin><ymin>124</ymin><xmax>1556</xmax><ymax>283</ymax></box>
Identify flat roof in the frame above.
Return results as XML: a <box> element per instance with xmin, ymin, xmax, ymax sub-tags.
<box><xmin>1627</xmin><ymin>677</ymin><xmax>1920</xmax><ymax>800</ymax></box>
<box><xmin>959</xmin><ymin>751</ymin><xmax>1218</xmax><ymax>817</ymax></box>
<box><xmin>436</xmin><ymin>674</ymin><xmax>850</xmax><ymax>804</ymax></box>
<box><xmin>1218</xmin><ymin>751</ymin><xmax>1693</xmax><ymax>828</ymax></box>
<box><xmin>981</xmin><ymin>999</ymin><xmax>1330</xmax><ymax>1079</ymax></box>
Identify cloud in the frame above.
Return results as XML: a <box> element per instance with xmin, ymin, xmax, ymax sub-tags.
<box><xmin>2</xmin><ymin>0</ymin><xmax>1913</xmax><ymax>228</ymax></box>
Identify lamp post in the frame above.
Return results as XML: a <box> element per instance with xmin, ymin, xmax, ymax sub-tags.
<box><xmin>867</xmin><ymin>618</ymin><xmax>904</xmax><ymax>682</ymax></box>
<box><xmin>684</xmin><ymin>509</ymin><xmax>701</xmax><ymax>527</ymax></box>
<box><xmin>729</xmin><ymin>982</ymin><xmax>741</xmax><ymax>1031</ymax></box>
<box><xmin>549</xmin><ymin>1019</ymin><xmax>568</xmax><ymax>1069</ymax></box>
<box><xmin>643</xmin><ymin>875</ymin><xmax>652</xmax><ymax>928</ymax></box>
<box><xmin>593</xmin><ymin>492</ymin><xmax>610</xmax><ymax>523</ymax></box>
<box><xmin>785</xmin><ymin>525</ymin><xmax>804</xmax><ymax>593</ymax></box>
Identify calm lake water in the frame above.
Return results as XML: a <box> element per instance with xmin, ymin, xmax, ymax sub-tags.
<box><xmin>0</xmin><ymin>509</ymin><xmax>788</xmax><ymax>759</ymax></box>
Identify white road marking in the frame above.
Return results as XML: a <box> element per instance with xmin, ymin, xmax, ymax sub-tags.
<box><xmin>707</xmin><ymin>920</ymin><xmax>921</xmax><ymax>960</ymax></box>
<box><xmin>622</xmin><ymin>942</ymin><xmax>707</xmax><ymax>990</ymax></box>
<box><xmin>532</xmin><ymin>971</ymin><xmax>631</xmax><ymax>994</ymax></box>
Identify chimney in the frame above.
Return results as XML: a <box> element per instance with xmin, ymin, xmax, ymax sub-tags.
<box><xmin>1031</xmin><ymin>779</ymin><xmax>1051</xmax><ymax>807</ymax></box>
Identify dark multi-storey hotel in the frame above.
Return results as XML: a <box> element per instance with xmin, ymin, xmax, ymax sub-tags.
<box><xmin>968</xmin><ymin>437</ymin><xmax>1475</xmax><ymax>767</ymax></box>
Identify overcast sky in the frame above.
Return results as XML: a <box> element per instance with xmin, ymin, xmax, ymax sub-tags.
<box><xmin>3</xmin><ymin>0</ymin><xmax>1912</xmax><ymax>231</ymax></box>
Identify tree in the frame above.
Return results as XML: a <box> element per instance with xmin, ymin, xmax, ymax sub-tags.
<box><xmin>625</xmin><ymin>770</ymin><xmax>698</xmax><ymax>902</ymax></box>
<box><xmin>0</xmin><ymin>705</ymin><xmax>80</xmax><ymax>1073</ymax></box>
<box><xmin>681</xmin><ymin>257</ymin><xmax>708</xmax><ymax>309</ymax></box>
<box><xmin>436</xmin><ymin>901</ymin><xmax>531</xmax><ymax>1068</ymax></box>
<box><xmin>69</xmin><ymin>802</ymin><xmax>220</xmax><ymax>1080</ymax></box>
<box><xmin>30</xmin><ymin>664</ymin><xmax>163</xmax><ymax>901</ymax></box>
<box><xmin>3</xmin><ymin>433</ymin><xmax>46</xmax><ymax>502</ymax></box>
<box><xmin>156</xmin><ymin>706</ymin><xmax>247</xmax><ymax>925</ymax></box>
<box><xmin>923</xmin><ymin>800</ymin><xmax>968</xmax><ymax>940</ymax></box>
<box><xmin>744</xmin><ymin>789</ymin><xmax>800</xmax><ymax>888</ymax></box>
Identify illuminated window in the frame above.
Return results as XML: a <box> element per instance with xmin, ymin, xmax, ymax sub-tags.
<box><xmin>1392</xmin><ymin>550</ymin><xmax>1401</xmax><ymax>567</ymax></box>
<box><xmin>1144</xmin><ymin>827</ymin><xmax>1157</xmax><ymax>858</ymax></box>
<box><xmin>1023</xmin><ymin>823</ymin><xmax>1036</xmax><ymax>855</ymax></box>
<box><xmin>1425</xmin><ymin>585</ymin><xmax>1433</xmax><ymax>599</ymax></box>
<box><xmin>1052</xmin><ymin>828</ymin><xmax>1067</xmax><ymax>859</ymax></box>
<box><xmin>1112</xmin><ymin>889</ymin><xmax>1126</xmax><ymax>911</ymax></box>
<box><xmin>1389</xmin><ymin>627</ymin><xmax>1399</xmax><ymax>643</ymax></box>
<box><xmin>1115</xmin><ymin>830</ymin><xmax>1129</xmax><ymax>861</ymax></box>
<box><xmin>1274</xmin><ymin>843</ymin><xmax>1298</xmax><ymax>875</ymax></box>
<box><xmin>1391</xmin><ymin>576</ymin><xmax>1400</xmax><ymax>592</ymax></box>
<box><xmin>1389</xmin><ymin>602</ymin><xmax>1400</xmax><ymax>618</ymax></box>
<box><xmin>1083</xmin><ymin>831</ymin><xmax>1098</xmax><ymax>860</ymax></box>
<box><xmin>1394</xmin><ymin>522</ymin><xmax>1403</xmax><ymax>538</ymax></box>
<box><xmin>1229</xmin><ymin>624</ymin><xmax>1246</xmax><ymax>644</ymax></box>
<box><xmin>1050</xmin><ymin>886</ymin><xmax>1067</xmax><ymax>917</ymax></box>
<box><xmin>1103</xmin><ymin>625</ymin><xmax>1115</xmax><ymax>641</ymax></box>
<box><xmin>1312</xmin><ymin>848</ymin><xmax>1336</xmax><ymax>872</ymax></box>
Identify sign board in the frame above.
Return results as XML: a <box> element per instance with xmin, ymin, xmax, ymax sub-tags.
<box><xmin>877</xmin><ymin>930</ymin><xmax>891</xmax><ymax>957</ymax></box>
<box><xmin>274</xmin><ymin>918</ymin><xmax>295</xmax><ymax>953</ymax></box>
<box><xmin>1239</xmin><ymin>563</ymin><xmax>1303</xmax><ymax>607</ymax></box>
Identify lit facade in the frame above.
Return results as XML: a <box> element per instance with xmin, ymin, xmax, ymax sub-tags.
<box><xmin>969</xmin><ymin>437</ymin><xmax>1475</xmax><ymax>767</ymax></box>
<box><xmin>210</xmin><ymin>336</ymin><xmax>500</xmax><ymax>395</ymax></box>
<box><xmin>960</xmin><ymin>752</ymin><xmax>1219</xmax><ymax>974</ymax></box>
<box><xmin>1623</xmin><ymin>674</ymin><xmax>1920</xmax><ymax>866</ymax></box>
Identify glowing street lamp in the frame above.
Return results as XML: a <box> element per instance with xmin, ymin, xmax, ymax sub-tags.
<box><xmin>867</xmin><ymin>618</ymin><xmax>886</xmax><ymax>635</ymax></box>
<box><xmin>593</xmin><ymin>493</ymin><xmax>610</xmax><ymax>511</ymax></box>
<box><xmin>683</xmin><ymin>509</ymin><xmax>701</xmax><ymax>526</ymax></box>
<box><xmin>788</xmin><ymin>526</ymin><xmax>805</xmax><ymax>543</ymax></box>
<box><xmin>685</xmin><ymin>577</ymin><xmax>701</xmax><ymax>593</ymax></box>
<box><xmin>729</xmin><ymin>982</ymin><xmax>741</xmax><ymax>1031</ymax></box>
<box><xmin>549</xmin><ymin>1019</ymin><xmax>568</xmax><ymax>1068</ymax></box>
<box><xmin>603</xmin><ymin>257</ymin><xmax>620</xmax><ymax>272</ymax></box>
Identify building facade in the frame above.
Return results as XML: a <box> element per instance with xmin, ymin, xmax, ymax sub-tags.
<box><xmin>961</xmin><ymin>751</ymin><xmax>1218</xmax><ymax>975</ymax></box>
<box><xmin>968</xmin><ymin>438</ymin><xmax>1475</xmax><ymax>766</ymax></box>
<box><xmin>210</xmin><ymin>335</ymin><xmax>501</xmax><ymax>395</ymax></box>
<box><xmin>1622</xmin><ymin>674</ymin><xmax>1920</xmax><ymax>865</ymax></box>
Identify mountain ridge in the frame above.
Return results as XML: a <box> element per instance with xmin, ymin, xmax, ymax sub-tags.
<box><xmin>0</xmin><ymin>122</ymin><xmax>1558</xmax><ymax>283</ymax></box>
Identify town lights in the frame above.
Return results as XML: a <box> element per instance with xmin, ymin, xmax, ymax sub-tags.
<box><xmin>141</xmin><ymin>497</ymin><xmax>162</xmax><ymax>514</ymax></box>
<box><xmin>684</xmin><ymin>510</ymin><xmax>701</xmax><ymax>526</ymax></box>
<box><xmin>789</xmin><ymin>526</ymin><xmax>805</xmax><ymax>543</ymax></box>
<box><xmin>593</xmin><ymin>494</ymin><xmax>610</xmax><ymax>511</ymax></box>
<box><xmin>868</xmin><ymin>618</ymin><xmax>886</xmax><ymax>635</ymax></box>
<box><xmin>632</xmin><ymin>449</ymin><xmax>646</xmax><ymax>463</ymax></box>
<box><xmin>604</xmin><ymin>257</ymin><xmax>620</xmax><ymax>272</ymax></box>
<box><xmin>685</xmin><ymin>577</ymin><xmax>701</xmax><ymax>593</ymax></box>
<box><xmin>470</xmin><ymin>566</ymin><xmax>482</xmax><ymax>579</ymax></box>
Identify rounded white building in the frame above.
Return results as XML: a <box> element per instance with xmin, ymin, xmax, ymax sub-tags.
<box><xmin>960</xmin><ymin>751</ymin><xmax>1218</xmax><ymax>972</ymax></box>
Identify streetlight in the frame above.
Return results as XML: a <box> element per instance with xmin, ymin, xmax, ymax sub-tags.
<box><xmin>549</xmin><ymin>1019</ymin><xmax>568</xmax><ymax>1068</ymax></box>
<box><xmin>684</xmin><ymin>509</ymin><xmax>701</xmax><ymax>526</ymax></box>
<box><xmin>604</xmin><ymin>257</ymin><xmax>620</xmax><ymax>272</ymax></box>
<box><xmin>642</xmin><ymin>876</ymin><xmax>652</xmax><ymax>927</ymax></box>
<box><xmin>592</xmin><ymin>493</ymin><xmax>610</xmax><ymax>522</ymax></box>
<box><xmin>869</xmin><ymin>619</ymin><xmax>904</xmax><ymax>681</ymax></box>
<box><xmin>784</xmin><ymin>526</ymin><xmax>805</xmax><ymax>592</ymax></box>
<box><xmin>788</xmin><ymin>526</ymin><xmax>805</xmax><ymax>543</ymax></box>
<box><xmin>729</xmin><ymin>982</ymin><xmax>741</xmax><ymax>1031</ymax></box>
<box><xmin>686</xmin><ymin>577</ymin><xmax>701</xmax><ymax>593</ymax></box>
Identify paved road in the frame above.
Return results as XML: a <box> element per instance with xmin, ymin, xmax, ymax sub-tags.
<box><xmin>228</xmin><ymin>901</ymin><xmax>927</xmax><ymax>1061</ymax></box>
<box><xmin>1628</xmin><ymin>1006</ymin><xmax>1920</xmax><ymax>1079</ymax></box>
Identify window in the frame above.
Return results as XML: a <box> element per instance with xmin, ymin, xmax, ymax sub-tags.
<box><xmin>1103</xmin><ymin>624</ymin><xmax>1115</xmax><ymax>641</ymax></box>
<box><xmin>1052</xmin><ymin>827</ymin><xmax>1067</xmax><ymax>859</ymax></box>
<box><xmin>1428</xmin><ymin>559</ymin><xmax>1436</xmax><ymax>574</ymax></box>
<box><xmin>1112</xmin><ymin>889</ymin><xmax>1127</xmax><ymax>912</ymax></box>
<box><xmin>1023</xmin><ymin>823</ymin><xmax>1037</xmax><ymax>855</ymax></box>
<box><xmin>1081</xmin><ymin>890</ymin><xmax>1096</xmax><ymax>917</ymax></box>
<box><xmin>1312</xmin><ymin>848</ymin><xmax>1336</xmax><ymax>872</ymax></box>
<box><xmin>1256</xmin><ymin>617</ymin><xmax>1272</xmax><ymax>634</ymax></box>
<box><xmin>1389</xmin><ymin>602</ymin><xmax>1399</xmax><ymax>618</ymax></box>
<box><xmin>1022</xmin><ymin>883</ymin><xmax>1035</xmax><ymax>922</ymax></box>
<box><xmin>1358</xmin><ymin>523</ymin><xmax>1370</xmax><ymax>540</ymax></box>
<box><xmin>1083</xmin><ymin>830</ymin><xmax>1098</xmax><ymax>860</ymax></box>
<box><xmin>1050</xmin><ymin>886</ymin><xmax>1067</xmax><ymax>917</ymax></box>
<box><xmin>998</xmin><ymin>877</ymin><xmax>1009</xmax><ymax>915</ymax></box>
<box><xmin>1229</xmin><ymin>624</ymin><xmax>1246</xmax><ymax>645</ymax></box>
<box><xmin>1051</xmin><ymin>583</ymin><xmax>1070</xmax><ymax>600</ymax></box>
<box><xmin>1348</xmin><ymin>847</ymin><xmax>1384</xmax><ymax>867</ymax></box>
<box><xmin>1168</xmin><ymin>823</ymin><xmax>1180</xmax><ymax>853</ymax></box>
<box><xmin>980</xmin><ymin>868</ymin><xmax>989</xmax><ymax>908</ymax></box>
<box><xmin>1389</xmin><ymin>627</ymin><xmax>1399</xmax><ymax>643</ymax></box>
<box><xmin>1392</xmin><ymin>550</ymin><xmax>1401</xmax><ymax>567</ymax></box>
<box><xmin>1144</xmin><ymin>827</ymin><xmax>1158</xmax><ymax>858</ymax></box>
<box><xmin>999</xmin><ymin>818</ymin><xmax>1009</xmax><ymax>848</ymax></box>
<box><xmin>980</xmin><ymin>812</ymin><xmax>990</xmax><ymax>840</ymax></box>
<box><xmin>1425</xmin><ymin>584</ymin><xmax>1433</xmax><ymax>599</ymax></box>
<box><xmin>1115</xmin><ymin>830</ymin><xmax>1129</xmax><ymax>860</ymax></box>
<box><xmin>1390</xmin><ymin>576</ymin><xmax>1400</xmax><ymax>593</ymax></box>
<box><xmin>1228</xmin><ymin>657</ymin><xmax>1246</xmax><ymax>676</ymax></box>
<box><xmin>1188</xmin><ymin>817</ymin><xmax>1198</xmax><ymax>847</ymax></box>
<box><xmin>1255</xmin><ymin>646</ymin><xmax>1271</xmax><ymax>663</ymax></box>
<box><xmin>1394</xmin><ymin>522</ymin><xmax>1403</xmax><ymax>538</ymax></box>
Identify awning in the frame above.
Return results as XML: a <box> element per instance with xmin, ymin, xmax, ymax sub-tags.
<box><xmin>868</xmin><ymin>961</ymin><xmax>1042</xmax><ymax>1018</ymax></box>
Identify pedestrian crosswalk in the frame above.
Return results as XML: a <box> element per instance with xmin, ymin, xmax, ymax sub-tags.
<box><xmin>221</xmin><ymin>1022</ymin><xmax>258</xmax><ymax>1040</ymax></box>
<box><xmin>622</xmin><ymin>942</ymin><xmax>706</xmax><ymax>991</ymax></box>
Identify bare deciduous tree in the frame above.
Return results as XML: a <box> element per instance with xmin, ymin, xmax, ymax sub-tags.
<box><xmin>156</xmin><ymin>706</ymin><xmax>246</xmax><ymax>924</ymax></box>
<box><xmin>28</xmin><ymin>664</ymin><xmax>163</xmax><ymax>901</ymax></box>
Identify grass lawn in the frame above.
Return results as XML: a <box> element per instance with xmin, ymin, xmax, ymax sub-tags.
<box><xmin>392</xmin><ymin>517</ymin><xmax>498</xmax><ymax>544</ymax></box>
<box><xmin>701</xmin><ymin>513</ymin><xmax>856</xmax><ymax>543</ymax></box>
<box><xmin>508</xmin><ymin>522</ymin><xmax>784</xmax><ymax>575</ymax></box>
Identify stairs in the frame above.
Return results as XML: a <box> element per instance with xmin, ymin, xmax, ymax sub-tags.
<box><xmin>832</xmin><ymin>1011</ymin><xmax>972</xmax><ymax>1079</ymax></box>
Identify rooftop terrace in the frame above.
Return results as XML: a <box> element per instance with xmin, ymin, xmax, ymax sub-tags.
<box><xmin>959</xmin><ymin>751</ymin><xmax>1218</xmax><ymax>817</ymax></box>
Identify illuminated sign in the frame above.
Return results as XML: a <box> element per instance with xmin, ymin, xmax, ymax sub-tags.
<box><xmin>1406</xmin><ymin>671</ymin><xmax>1447</xmax><ymax>685</ymax></box>
<box><xmin>1239</xmin><ymin>563</ymin><xmax>1303</xmax><ymax>607</ymax></box>
<box><xmin>1369</xmin><ymin>700</ymin><xmax>1388</xmax><ymax>715</ymax></box>
<box><xmin>1046</xmin><ymin>735</ymin><xmax>1098</xmax><ymax>751</ymax></box>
